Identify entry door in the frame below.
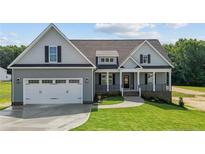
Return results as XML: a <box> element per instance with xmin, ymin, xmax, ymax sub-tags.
<box><xmin>123</xmin><ymin>75</ymin><xmax>129</xmax><ymax>88</ymax></box>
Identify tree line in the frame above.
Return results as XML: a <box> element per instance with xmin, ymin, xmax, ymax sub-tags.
<box><xmin>0</xmin><ymin>39</ymin><xmax>205</xmax><ymax>86</ymax></box>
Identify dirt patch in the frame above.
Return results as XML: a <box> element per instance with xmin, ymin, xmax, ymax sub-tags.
<box><xmin>172</xmin><ymin>87</ymin><xmax>205</xmax><ymax>95</ymax></box>
<box><xmin>173</xmin><ymin>96</ymin><xmax>205</xmax><ymax>111</ymax></box>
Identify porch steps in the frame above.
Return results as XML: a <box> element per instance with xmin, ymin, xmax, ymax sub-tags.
<box><xmin>123</xmin><ymin>91</ymin><xmax>139</xmax><ymax>96</ymax></box>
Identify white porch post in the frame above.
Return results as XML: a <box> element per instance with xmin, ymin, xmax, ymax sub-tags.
<box><xmin>106</xmin><ymin>72</ymin><xmax>109</xmax><ymax>92</ymax></box>
<box><xmin>120</xmin><ymin>71</ymin><xmax>122</xmax><ymax>92</ymax></box>
<box><xmin>153</xmin><ymin>72</ymin><xmax>156</xmax><ymax>92</ymax></box>
<box><xmin>169</xmin><ymin>70</ymin><xmax>171</xmax><ymax>91</ymax></box>
<box><xmin>134</xmin><ymin>72</ymin><xmax>136</xmax><ymax>90</ymax></box>
<box><xmin>137</xmin><ymin>71</ymin><xmax>140</xmax><ymax>91</ymax></box>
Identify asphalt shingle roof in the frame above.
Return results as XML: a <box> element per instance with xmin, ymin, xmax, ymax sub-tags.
<box><xmin>71</xmin><ymin>39</ymin><xmax>172</xmax><ymax>67</ymax></box>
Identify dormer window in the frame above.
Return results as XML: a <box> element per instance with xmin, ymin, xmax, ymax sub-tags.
<box><xmin>99</xmin><ymin>57</ymin><xmax>116</xmax><ymax>64</ymax></box>
<box><xmin>49</xmin><ymin>46</ymin><xmax>57</xmax><ymax>63</ymax></box>
<box><xmin>96</xmin><ymin>50</ymin><xmax>119</xmax><ymax>65</ymax></box>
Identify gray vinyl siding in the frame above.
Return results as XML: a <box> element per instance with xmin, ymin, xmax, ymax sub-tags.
<box><xmin>17</xmin><ymin>27</ymin><xmax>89</xmax><ymax>64</ymax></box>
<box><xmin>12</xmin><ymin>69</ymin><xmax>93</xmax><ymax>104</ymax></box>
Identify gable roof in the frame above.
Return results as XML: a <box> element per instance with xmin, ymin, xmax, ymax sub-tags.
<box><xmin>8</xmin><ymin>24</ymin><xmax>96</xmax><ymax>68</ymax></box>
<box><xmin>71</xmin><ymin>39</ymin><xmax>173</xmax><ymax>67</ymax></box>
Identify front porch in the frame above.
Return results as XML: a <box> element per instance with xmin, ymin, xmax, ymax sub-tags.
<box><xmin>95</xmin><ymin>68</ymin><xmax>172</xmax><ymax>102</ymax></box>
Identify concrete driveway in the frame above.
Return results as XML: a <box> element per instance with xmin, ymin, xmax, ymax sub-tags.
<box><xmin>0</xmin><ymin>104</ymin><xmax>91</xmax><ymax>131</ymax></box>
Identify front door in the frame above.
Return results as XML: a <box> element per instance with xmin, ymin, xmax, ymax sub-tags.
<box><xmin>123</xmin><ymin>75</ymin><xmax>129</xmax><ymax>88</ymax></box>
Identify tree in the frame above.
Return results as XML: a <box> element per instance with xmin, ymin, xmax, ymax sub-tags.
<box><xmin>163</xmin><ymin>39</ymin><xmax>205</xmax><ymax>86</ymax></box>
<box><xmin>0</xmin><ymin>45</ymin><xmax>26</xmax><ymax>69</ymax></box>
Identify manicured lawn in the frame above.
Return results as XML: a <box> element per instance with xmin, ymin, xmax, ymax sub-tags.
<box><xmin>175</xmin><ymin>86</ymin><xmax>205</xmax><ymax>93</ymax></box>
<box><xmin>100</xmin><ymin>96</ymin><xmax>124</xmax><ymax>105</ymax></box>
<box><xmin>73</xmin><ymin>101</ymin><xmax>205</xmax><ymax>130</ymax></box>
<box><xmin>172</xmin><ymin>91</ymin><xmax>195</xmax><ymax>98</ymax></box>
<box><xmin>0</xmin><ymin>81</ymin><xmax>11</xmax><ymax>109</ymax></box>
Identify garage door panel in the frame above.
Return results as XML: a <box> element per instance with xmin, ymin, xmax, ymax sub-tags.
<box><xmin>23</xmin><ymin>78</ymin><xmax>83</xmax><ymax>104</ymax></box>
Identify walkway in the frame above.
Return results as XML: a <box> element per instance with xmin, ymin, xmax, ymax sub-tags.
<box><xmin>98</xmin><ymin>96</ymin><xmax>144</xmax><ymax>109</ymax></box>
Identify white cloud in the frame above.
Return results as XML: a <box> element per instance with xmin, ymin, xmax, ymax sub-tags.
<box><xmin>9</xmin><ymin>32</ymin><xmax>18</xmax><ymax>37</ymax></box>
<box><xmin>167</xmin><ymin>23</ymin><xmax>188</xmax><ymax>29</ymax></box>
<box><xmin>95</xmin><ymin>23</ymin><xmax>160</xmax><ymax>39</ymax></box>
<box><xmin>0</xmin><ymin>32</ymin><xmax>23</xmax><ymax>46</ymax></box>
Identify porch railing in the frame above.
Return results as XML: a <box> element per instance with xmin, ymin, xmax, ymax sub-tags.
<box><xmin>95</xmin><ymin>84</ymin><xmax>120</xmax><ymax>93</ymax></box>
<box><xmin>140</xmin><ymin>84</ymin><xmax>168</xmax><ymax>92</ymax></box>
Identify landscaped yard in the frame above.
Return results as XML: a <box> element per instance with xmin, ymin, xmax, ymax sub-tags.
<box><xmin>0</xmin><ymin>81</ymin><xmax>11</xmax><ymax>109</ymax></box>
<box><xmin>99</xmin><ymin>96</ymin><xmax>124</xmax><ymax>105</ymax></box>
<box><xmin>73</xmin><ymin>101</ymin><xmax>205</xmax><ymax>131</ymax></box>
<box><xmin>175</xmin><ymin>86</ymin><xmax>205</xmax><ymax>93</ymax></box>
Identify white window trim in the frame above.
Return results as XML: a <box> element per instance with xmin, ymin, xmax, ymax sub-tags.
<box><xmin>49</xmin><ymin>46</ymin><xmax>58</xmax><ymax>63</ymax></box>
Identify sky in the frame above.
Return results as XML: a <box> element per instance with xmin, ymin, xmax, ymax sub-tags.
<box><xmin>0</xmin><ymin>23</ymin><xmax>205</xmax><ymax>46</ymax></box>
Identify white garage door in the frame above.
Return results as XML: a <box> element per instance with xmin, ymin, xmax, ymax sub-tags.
<box><xmin>23</xmin><ymin>78</ymin><xmax>83</xmax><ymax>104</ymax></box>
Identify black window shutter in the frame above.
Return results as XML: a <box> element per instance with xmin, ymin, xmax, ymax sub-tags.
<box><xmin>145</xmin><ymin>73</ymin><xmax>148</xmax><ymax>85</ymax></box>
<box><xmin>140</xmin><ymin>54</ymin><xmax>143</xmax><ymax>63</ymax></box>
<box><xmin>148</xmin><ymin>54</ymin><xmax>151</xmax><ymax>63</ymax></box>
<box><xmin>45</xmin><ymin>46</ymin><xmax>49</xmax><ymax>63</ymax></box>
<box><xmin>113</xmin><ymin>74</ymin><xmax>115</xmax><ymax>85</ymax></box>
<box><xmin>99</xmin><ymin>73</ymin><xmax>101</xmax><ymax>85</ymax></box>
<box><xmin>96</xmin><ymin>57</ymin><xmax>98</xmax><ymax>65</ymax></box>
<box><xmin>57</xmin><ymin>46</ymin><xmax>62</xmax><ymax>62</ymax></box>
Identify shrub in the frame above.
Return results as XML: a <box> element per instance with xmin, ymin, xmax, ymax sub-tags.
<box><xmin>179</xmin><ymin>97</ymin><xmax>184</xmax><ymax>107</ymax></box>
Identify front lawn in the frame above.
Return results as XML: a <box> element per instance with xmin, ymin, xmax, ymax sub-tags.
<box><xmin>172</xmin><ymin>91</ymin><xmax>195</xmax><ymax>98</ymax></box>
<box><xmin>0</xmin><ymin>81</ymin><xmax>11</xmax><ymax>109</ymax></box>
<box><xmin>100</xmin><ymin>96</ymin><xmax>124</xmax><ymax>105</ymax></box>
<box><xmin>73</xmin><ymin>101</ymin><xmax>205</xmax><ymax>130</ymax></box>
<box><xmin>175</xmin><ymin>86</ymin><xmax>205</xmax><ymax>93</ymax></box>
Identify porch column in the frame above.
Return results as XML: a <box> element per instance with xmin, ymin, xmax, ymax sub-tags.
<box><xmin>153</xmin><ymin>72</ymin><xmax>156</xmax><ymax>92</ymax></box>
<box><xmin>106</xmin><ymin>72</ymin><xmax>109</xmax><ymax>92</ymax></box>
<box><xmin>134</xmin><ymin>72</ymin><xmax>136</xmax><ymax>90</ymax></box>
<box><xmin>137</xmin><ymin>71</ymin><xmax>140</xmax><ymax>91</ymax></box>
<box><xmin>169</xmin><ymin>70</ymin><xmax>171</xmax><ymax>91</ymax></box>
<box><xmin>120</xmin><ymin>71</ymin><xmax>122</xmax><ymax>91</ymax></box>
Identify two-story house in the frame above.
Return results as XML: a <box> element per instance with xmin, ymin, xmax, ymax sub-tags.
<box><xmin>8</xmin><ymin>24</ymin><xmax>173</xmax><ymax>105</ymax></box>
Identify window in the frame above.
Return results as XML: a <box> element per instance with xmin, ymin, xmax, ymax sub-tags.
<box><xmin>56</xmin><ymin>80</ymin><xmax>66</xmax><ymax>84</ymax></box>
<box><xmin>28</xmin><ymin>80</ymin><xmax>39</xmax><ymax>84</ymax></box>
<box><xmin>99</xmin><ymin>57</ymin><xmax>116</xmax><ymax>64</ymax></box>
<box><xmin>143</xmin><ymin>55</ymin><xmax>148</xmax><ymax>63</ymax></box>
<box><xmin>69</xmin><ymin>80</ymin><xmax>80</xmax><ymax>84</ymax></box>
<box><xmin>49</xmin><ymin>46</ymin><xmax>57</xmax><ymax>62</ymax></box>
<box><xmin>42</xmin><ymin>80</ymin><xmax>53</xmax><ymax>84</ymax></box>
<box><xmin>147</xmin><ymin>73</ymin><xmax>153</xmax><ymax>84</ymax></box>
<box><xmin>100</xmin><ymin>73</ymin><xmax>113</xmax><ymax>85</ymax></box>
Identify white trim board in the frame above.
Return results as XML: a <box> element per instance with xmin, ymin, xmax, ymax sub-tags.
<box><xmin>119</xmin><ymin>40</ymin><xmax>173</xmax><ymax>68</ymax></box>
<box><xmin>10</xmin><ymin>67</ymin><xmax>94</xmax><ymax>69</ymax></box>
<box><xmin>8</xmin><ymin>23</ymin><xmax>96</xmax><ymax>69</ymax></box>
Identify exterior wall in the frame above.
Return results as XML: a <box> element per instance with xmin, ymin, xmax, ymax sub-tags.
<box><xmin>17</xmin><ymin>27</ymin><xmax>89</xmax><ymax>64</ymax></box>
<box><xmin>132</xmin><ymin>43</ymin><xmax>169</xmax><ymax>66</ymax></box>
<box><xmin>123</xmin><ymin>59</ymin><xmax>137</xmax><ymax>68</ymax></box>
<box><xmin>156</xmin><ymin>72</ymin><xmax>166</xmax><ymax>84</ymax></box>
<box><xmin>12</xmin><ymin>68</ymin><xmax>93</xmax><ymax>105</ymax></box>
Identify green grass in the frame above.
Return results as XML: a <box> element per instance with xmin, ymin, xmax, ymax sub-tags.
<box><xmin>172</xmin><ymin>91</ymin><xmax>195</xmax><ymax>98</ymax></box>
<box><xmin>175</xmin><ymin>86</ymin><xmax>205</xmax><ymax>93</ymax></box>
<box><xmin>100</xmin><ymin>96</ymin><xmax>124</xmax><ymax>105</ymax></box>
<box><xmin>0</xmin><ymin>81</ymin><xmax>11</xmax><ymax>109</ymax></box>
<box><xmin>73</xmin><ymin>101</ymin><xmax>205</xmax><ymax>130</ymax></box>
